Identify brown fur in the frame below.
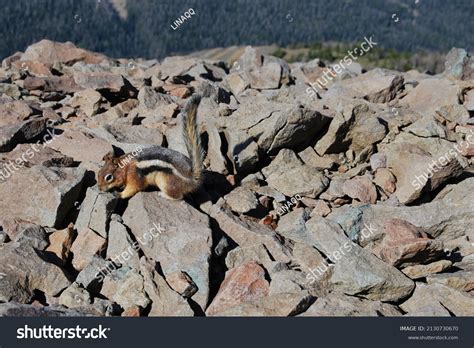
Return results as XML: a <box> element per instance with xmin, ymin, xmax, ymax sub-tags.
<box><xmin>97</xmin><ymin>95</ymin><xmax>203</xmax><ymax>200</ymax></box>
<box><xmin>97</xmin><ymin>152</ymin><xmax>197</xmax><ymax>200</ymax></box>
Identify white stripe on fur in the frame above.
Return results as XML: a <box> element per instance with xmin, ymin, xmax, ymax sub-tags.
<box><xmin>136</xmin><ymin>159</ymin><xmax>191</xmax><ymax>181</ymax></box>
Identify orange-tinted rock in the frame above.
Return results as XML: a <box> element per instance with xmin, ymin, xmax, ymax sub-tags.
<box><xmin>166</xmin><ymin>271</ymin><xmax>198</xmax><ymax>298</ymax></box>
<box><xmin>46</xmin><ymin>223</ymin><xmax>75</xmax><ymax>262</ymax></box>
<box><xmin>374</xmin><ymin>168</ymin><xmax>397</xmax><ymax>194</ymax></box>
<box><xmin>206</xmin><ymin>261</ymin><xmax>269</xmax><ymax>315</ymax></box>
<box><xmin>121</xmin><ymin>305</ymin><xmax>142</xmax><ymax>317</ymax></box>
<box><xmin>21</xmin><ymin>40</ymin><xmax>107</xmax><ymax>66</ymax></box>
<box><xmin>70</xmin><ymin>228</ymin><xmax>106</xmax><ymax>271</ymax></box>
<box><xmin>370</xmin><ymin>219</ymin><xmax>444</xmax><ymax>268</ymax></box>
<box><xmin>342</xmin><ymin>176</ymin><xmax>377</xmax><ymax>204</ymax></box>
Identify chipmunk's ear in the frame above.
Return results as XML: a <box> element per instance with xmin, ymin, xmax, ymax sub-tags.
<box><xmin>103</xmin><ymin>151</ymin><xmax>115</xmax><ymax>162</ymax></box>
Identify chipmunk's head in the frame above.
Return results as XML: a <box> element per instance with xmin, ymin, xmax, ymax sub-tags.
<box><xmin>97</xmin><ymin>151</ymin><xmax>127</xmax><ymax>193</ymax></box>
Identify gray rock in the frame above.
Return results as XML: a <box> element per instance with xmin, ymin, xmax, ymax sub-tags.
<box><xmin>137</xmin><ymin>87</ymin><xmax>177</xmax><ymax>110</ymax></box>
<box><xmin>360</xmin><ymin>178</ymin><xmax>474</xmax><ymax>241</ymax></box>
<box><xmin>0</xmin><ymin>230</ymin><xmax>8</xmax><ymax>244</ymax></box>
<box><xmin>104</xmin><ymin>124</ymin><xmax>164</xmax><ymax>147</ymax></box>
<box><xmin>426</xmin><ymin>270</ymin><xmax>473</xmax><ymax>292</ymax></box>
<box><xmin>402</xmin><ymin>260</ymin><xmax>453</xmax><ymax>280</ymax></box>
<box><xmin>300</xmin><ymin>292</ymin><xmax>402</xmax><ymax>316</ymax></box>
<box><xmin>269</xmin><ymin>270</ymin><xmax>308</xmax><ymax>295</ymax></box>
<box><xmin>401</xmin><ymin>78</ymin><xmax>459</xmax><ymax>118</ymax></box>
<box><xmin>276</xmin><ymin>208</ymin><xmax>310</xmax><ymax>240</ymax></box>
<box><xmin>211</xmin><ymin>291</ymin><xmax>314</xmax><ymax>316</ymax></box>
<box><xmin>76</xmin><ymin>255</ymin><xmax>113</xmax><ymax>293</ymax></box>
<box><xmin>224</xmin><ymin>128</ymin><xmax>260</xmax><ymax>174</ymax></box>
<box><xmin>75</xmin><ymin>186</ymin><xmax>118</xmax><ymax>238</ymax></box>
<box><xmin>262</xmin><ymin>149</ymin><xmax>329</xmax><ymax>198</ymax></box>
<box><xmin>381</xmin><ymin>132</ymin><xmax>467</xmax><ymax>204</ymax></box>
<box><xmin>122</xmin><ymin>192</ymin><xmax>212</xmax><ymax>310</ymax></box>
<box><xmin>0</xmin><ymin>243</ymin><xmax>71</xmax><ymax>302</ymax></box>
<box><xmin>0</xmin><ymin>110</ymin><xmax>46</xmax><ymax>152</ymax></box>
<box><xmin>324</xmin><ymin>69</ymin><xmax>404</xmax><ymax>103</ymax></box>
<box><xmin>400</xmin><ymin>282</ymin><xmax>474</xmax><ymax>316</ymax></box>
<box><xmin>305</xmin><ymin>218</ymin><xmax>415</xmax><ymax>302</ymax></box>
<box><xmin>225</xmin><ymin>244</ymin><xmax>274</xmax><ymax>271</ymax></box>
<box><xmin>101</xmin><ymin>267</ymin><xmax>150</xmax><ymax>310</ymax></box>
<box><xmin>221</xmin><ymin>96</ymin><xmax>330</xmax><ymax>156</ymax></box>
<box><xmin>140</xmin><ymin>257</ymin><xmax>194</xmax><ymax>316</ymax></box>
<box><xmin>238</xmin><ymin>46</ymin><xmax>289</xmax><ymax>90</ymax></box>
<box><xmin>0</xmin><ymin>83</ymin><xmax>21</xmax><ymax>98</ymax></box>
<box><xmin>13</xmin><ymin>223</ymin><xmax>48</xmax><ymax>250</ymax></box>
<box><xmin>444</xmin><ymin>47</ymin><xmax>474</xmax><ymax>81</ymax></box>
<box><xmin>206</xmin><ymin>123</ymin><xmax>228</xmax><ymax>174</ymax></box>
<box><xmin>0</xmin><ymin>302</ymin><xmax>89</xmax><ymax>317</ymax></box>
<box><xmin>436</xmin><ymin>104</ymin><xmax>470</xmax><ymax>125</ymax></box>
<box><xmin>0</xmin><ymin>166</ymin><xmax>86</xmax><ymax>228</ymax></box>
<box><xmin>210</xmin><ymin>202</ymin><xmax>292</xmax><ymax>265</ymax></box>
<box><xmin>370</xmin><ymin>153</ymin><xmax>387</xmax><ymax>171</ymax></box>
<box><xmin>58</xmin><ymin>282</ymin><xmax>92</xmax><ymax>308</ymax></box>
<box><xmin>106</xmin><ymin>217</ymin><xmax>140</xmax><ymax>269</ymax></box>
<box><xmin>315</xmin><ymin>103</ymin><xmax>386</xmax><ymax>155</ymax></box>
<box><xmin>224</xmin><ymin>186</ymin><xmax>259</xmax><ymax>214</ymax></box>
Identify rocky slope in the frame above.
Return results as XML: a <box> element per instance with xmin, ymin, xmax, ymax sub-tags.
<box><xmin>0</xmin><ymin>39</ymin><xmax>473</xmax><ymax>317</ymax></box>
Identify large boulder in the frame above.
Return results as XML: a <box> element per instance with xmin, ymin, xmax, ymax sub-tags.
<box><xmin>122</xmin><ymin>192</ymin><xmax>212</xmax><ymax>310</ymax></box>
<box><xmin>0</xmin><ymin>166</ymin><xmax>86</xmax><ymax>228</ymax></box>
<box><xmin>0</xmin><ymin>243</ymin><xmax>71</xmax><ymax>302</ymax></box>
<box><xmin>304</xmin><ymin>219</ymin><xmax>415</xmax><ymax>302</ymax></box>
<box><xmin>21</xmin><ymin>40</ymin><xmax>107</xmax><ymax>66</ymax></box>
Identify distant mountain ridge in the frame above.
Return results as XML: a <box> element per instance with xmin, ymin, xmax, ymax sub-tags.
<box><xmin>0</xmin><ymin>0</ymin><xmax>472</xmax><ymax>60</ymax></box>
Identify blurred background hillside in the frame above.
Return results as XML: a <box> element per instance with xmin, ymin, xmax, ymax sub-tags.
<box><xmin>1</xmin><ymin>0</ymin><xmax>473</xmax><ymax>73</ymax></box>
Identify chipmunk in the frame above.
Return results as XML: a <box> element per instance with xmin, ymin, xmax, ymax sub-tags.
<box><xmin>97</xmin><ymin>95</ymin><xmax>204</xmax><ymax>200</ymax></box>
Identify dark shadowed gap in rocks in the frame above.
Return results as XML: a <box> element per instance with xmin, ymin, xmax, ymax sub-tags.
<box><xmin>40</xmin><ymin>246</ymin><xmax>78</xmax><ymax>281</ymax></box>
<box><xmin>54</xmin><ymin>174</ymin><xmax>90</xmax><ymax>229</ymax></box>
<box><xmin>161</xmin><ymin>133</ymin><xmax>169</xmax><ymax>148</ymax></box>
<box><xmin>439</xmin><ymin>303</ymin><xmax>456</xmax><ymax>316</ymax></box>
<box><xmin>120</xmin><ymin>222</ymin><xmax>146</xmax><ymax>260</ymax></box>
<box><xmin>187</xmin><ymin>298</ymin><xmax>205</xmax><ymax>316</ymax></box>
<box><xmin>31</xmin><ymin>289</ymin><xmax>47</xmax><ymax>306</ymax></box>
<box><xmin>205</xmin><ymin>216</ymin><xmax>239</xmax><ymax>308</ymax></box>
<box><xmin>218</xmin><ymin>131</ymin><xmax>233</xmax><ymax>173</ymax></box>
<box><xmin>200</xmin><ymin>130</ymin><xmax>209</xmax><ymax>162</ymax></box>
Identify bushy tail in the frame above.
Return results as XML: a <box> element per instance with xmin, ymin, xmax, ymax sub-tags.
<box><xmin>182</xmin><ymin>95</ymin><xmax>204</xmax><ymax>185</ymax></box>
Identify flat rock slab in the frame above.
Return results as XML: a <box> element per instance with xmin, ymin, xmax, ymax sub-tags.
<box><xmin>305</xmin><ymin>219</ymin><xmax>415</xmax><ymax>302</ymax></box>
<box><xmin>0</xmin><ymin>166</ymin><xmax>86</xmax><ymax>228</ymax></box>
<box><xmin>206</xmin><ymin>261</ymin><xmax>269</xmax><ymax>316</ymax></box>
<box><xmin>360</xmin><ymin>178</ymin><xmax>474</xmax><ymax>241</ymax></box>
<box><xmin>74</xmin><ymin>186</ymin><xmax>117</xmax><ymax>238</ymax></box>
<box><xmin>0</xmin><ymin>302</ymin><xmax>89</xmax><ymax>317</ymax></box>
<box><xmin>122</xmin><ymin>192</ymin><xmax>212</xmax><ymax>310</ymax></box>
<box><xmin>210</xmin><ymin>291</ymin><xmax>314</xmax><ymax>317</ymax></box>
<box><xmin>300</xmin><ymin>292</ymin><xmax>402</xmax><ymax>316</ymax></box>
<box><xmin>400</xmin><ymin>282</ymin><xmax>474</xmax><ymax>316</ymax></box>
<box><xmin>0</xmin><ymin>243</ymin><xmax>71</xmax><ymax>302</ymax></box>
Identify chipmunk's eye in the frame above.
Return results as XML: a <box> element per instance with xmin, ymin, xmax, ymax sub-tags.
<box><xmin>104</xmin><ymin>174</ymin><xmax>114</xmax><ymax>183</ymax></box>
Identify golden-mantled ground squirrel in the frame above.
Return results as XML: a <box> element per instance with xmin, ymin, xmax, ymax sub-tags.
<box><xmin>97</xmin><ymin>95</ymin><xmax>203</xmax><ymax>200</ymax></box>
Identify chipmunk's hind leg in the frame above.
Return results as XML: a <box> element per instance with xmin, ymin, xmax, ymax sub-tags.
<box><xmin>154</xmin><ymin>172</ymin><xmax>185</xmax><ymax>200</ymax></box>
